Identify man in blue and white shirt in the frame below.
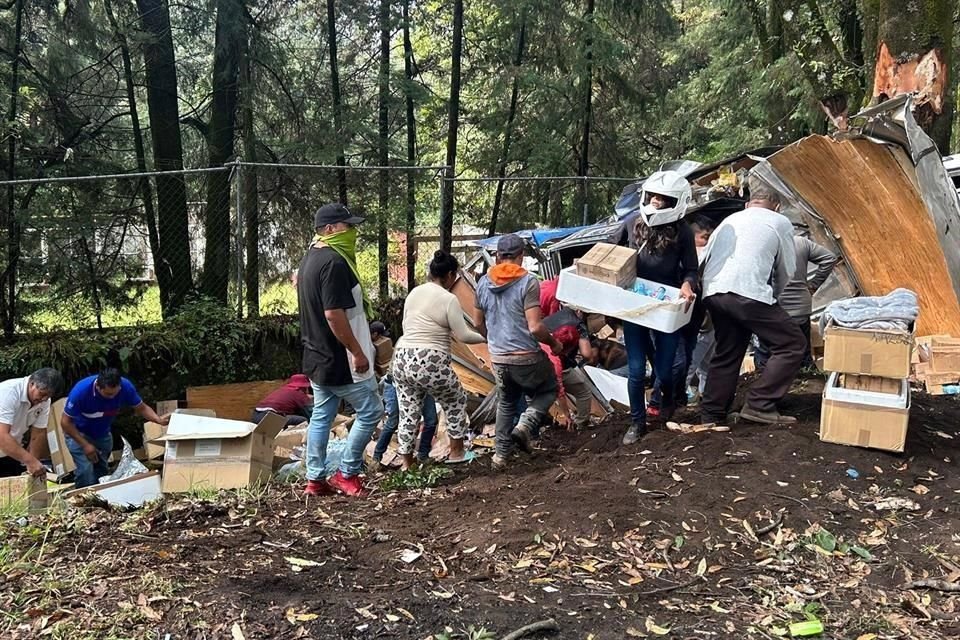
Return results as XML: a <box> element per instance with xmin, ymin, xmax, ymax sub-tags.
<box><xmin>61</xmin><ymin>368</ymin><xmax>169</xmax><ymax>487</ymax></box>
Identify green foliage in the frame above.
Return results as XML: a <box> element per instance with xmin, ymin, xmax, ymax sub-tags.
<box><xmin>379</xmin><ymin>465</ymin><xmax>453</xmax><ymax>491</ymax></box>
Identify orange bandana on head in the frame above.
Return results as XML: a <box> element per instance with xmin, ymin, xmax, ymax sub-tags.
<box><xmin>488</xmin><ymin>263</ymin><xmax>528</xmax><ymax>286</ymax></box>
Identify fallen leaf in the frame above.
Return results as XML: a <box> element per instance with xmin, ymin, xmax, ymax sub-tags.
<box><xmin>355</xmin><ymin>606</ymin><xmax>377</xmax><ymax>620</ymax></box>
<box><xmin>645</xmin><ymin>617</ymin><xmax>671</xmax><ymax>635</ymax></box>
<box><xmin>139</xmin><ymin>604</ymin><xmax>162</xmax><ymax>622</ymax></box>
<box><xmin>855</xmin><ymin>634</ymin><xmax>877</xmax><ymax>640</ymax></box>
<box><xmin>285</xmin><ymin>609</ymin><xmax>319</xmax><ymax>623</ymax></box>
<box><xmin>710</xmin><ymin>602</ymin><xmax>731</xmax><ymax>614</ymax></box>
<box><xmin>671</xmin><ymin>472</ymin><xmax>684</xmax><ymax>482</ymax></box>
<box><xmin>498</xmin><ymin>592</ymin><xmax>516</xmax><ymax>602</ymax></box>
<box><xmin>395</xmin><ymin>607</ymin><xmax>416</xmax><ymax>622</ymax></box>
<box><xmin>285</xmin><ymin>557</ymin><xmax>322</xmax><ymax>568</ymax></box>
<box><xmin>385</xmin><ymin>614</ymin><xmax>401</xmax><ymax>623</ymax></box>
<box><xmin>696</xmin><ymin>557</ymin><xmax>707</xmax><ymax>577</ymax></box>
<box><xmin>626</xmin><ymin>627</ymin><xmax>646</xmax><ymax>637</ymax></box>
<box><xmin>231</xmin><ymin>623</ymin><xmax>246</xmax><ymax>640</ymax></box>
<box><xmin>575</xmin><ymin>537</ymin><xmax>599</xmax><ymax>548</ymax></box>
<box><xmin>911</xmin><ymin>484</ymin><xmax>930</xmax><ymax>496</ymax></box>
<box><xmin>485</xmin><ymin>543</ymin><xmax>498</xmax><ymax>555</ymax></box>
<box><xmin>462</xmin><ymin>546</ymin><xmax>477</xmax><ymax>554</ymax></box>
<box><xmin>430</xmin><ymin>590</ymin><xmax>455</xmax><ymax>600</ymax></box>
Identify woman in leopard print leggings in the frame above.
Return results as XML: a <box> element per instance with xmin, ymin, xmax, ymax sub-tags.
<box><xmin>392</xmin><ymin>251</ymin><xmax>486</xmax><ymax>469</ymax></box>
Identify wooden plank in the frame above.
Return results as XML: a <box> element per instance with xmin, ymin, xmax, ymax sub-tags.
<box><xmin>186</xmin><ymin>380</ymin><xmax>285</xmax><ymax>421</ymax></box>
<box><xmin>769</xmin><ymin>136</ymin><xmax>960</xmax><ymax>336</ymax></box>
<box><xmin>452</xmin><ymin>363</ymin><xmax>495</xmax><ymax>396</ymax></box>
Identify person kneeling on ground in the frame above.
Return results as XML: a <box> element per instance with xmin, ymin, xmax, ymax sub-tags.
<box><xmin>392</xmin><ymin>251</ymin><xmax>486</xmax><ymax>470</ymax></box>
<box><xmin>474</xmin><ymin>234</ymin><xmax>562</xmax><ymax>471</ymax></box>
<box><xmin>299</xmin><ymin>203</ymin><xmax>383</xmax><ymax>498</ymax></box>
<box><xmin>542</xmin><ymin>310</ymin><xmax>596</xmax><ymax>431</ymax></box>
<box><xmin>61</xmin><ymin>368</ymin><xmax>169</xmax><ymax>488</ymax></box>
<box><xmin>0</xmin><ymin>368</ymin><xmax>63</xmax><ymax>478</ymax></box>
<box><xmin>252</xmin><ymin>374</ymin><xmax>314</xmax><ymax>426</ymax></box>
<box><xmin>698</xmin><ymin>176</ymin><xmax>805</xmax><ymax>425</ymax></box>
<box><xmin>369</xmin><ymin>320</ymin><xmax>440</xmax><ymax>467</ymax></box>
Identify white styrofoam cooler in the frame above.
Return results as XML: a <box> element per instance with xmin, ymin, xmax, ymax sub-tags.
<box><xmin>556</xmin><ymin>266</ymin><xmax>693</xmax><ymax>332</ymax></box>
<box><xmin>824</xmin><ymin>372</ymin><xmax>910</xmax><ymax>409</ymax></box>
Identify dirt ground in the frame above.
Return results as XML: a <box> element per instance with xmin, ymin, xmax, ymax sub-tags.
<box><xmin>2</xmin><ymin>376</ymin><xmax>960</xmax><ymax>640</ymax></box>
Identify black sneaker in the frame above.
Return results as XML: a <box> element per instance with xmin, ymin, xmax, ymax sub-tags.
<box><xmin>621</xmin><ymin>423</ymin><xmax>647</xmax><ymax>445</ymax></box>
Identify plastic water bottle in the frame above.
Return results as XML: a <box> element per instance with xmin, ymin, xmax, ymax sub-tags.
<box><xmin>632</xmin><ymin>281</ymin><xmax>648</xmax><ymax>296</ymax></box>
<box><xmin>653</xmin><ymin>286</ymin><xmax>667</xmax><ymax>300</ymax></box>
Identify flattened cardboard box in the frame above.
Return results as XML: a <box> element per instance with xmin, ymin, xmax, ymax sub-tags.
<box><xmin>576</xmin><ymin>242</ymin><xmax>637</xmax><ymax>288</ymax></box>
<box><xmin>154</xmin><ymin>412</ymin><xmax>285</xmax><ymax>493</ymax></box>
<box><xmin>822</xmin><ymin>325</ymin><xmax>913</xmax><ymax>379</ymax></box>
<box><xmin>45</xmin><ymin>398</ymin><xmax>76</xmax><ymax>477</ymax></box>
<box><xmin>64</xmin><ymin>471</ymin><xmax>162</xmax><ymax>507</ymax></box>
<box><xmin>143</xmin><ymin>408</ymin><xmax>216</xmax><ymax>461</ymax></box>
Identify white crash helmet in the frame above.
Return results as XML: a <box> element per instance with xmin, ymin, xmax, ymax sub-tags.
<box><xmin>639</xmin><ymin>170</ymin><xmax>692</xmax><ymax>227</ymax></box>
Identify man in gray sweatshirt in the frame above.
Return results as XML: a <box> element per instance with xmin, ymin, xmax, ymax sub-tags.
<box><xmin>699</xmin><ymin>177</ymin><xmax>806</xmax><ymax>426</ymax></box>
<box><xmin>474</xmin><ymin>234</ymin><xmax>563</xmax><ymax>470</ymax></box>
<box><xmin>755</xmin><ymin>235</ymin><xmax>838</xmax><ymax>370</ymax></box>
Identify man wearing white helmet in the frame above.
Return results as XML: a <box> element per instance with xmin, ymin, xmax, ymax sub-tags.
<box><xmin>620</xmin><ymin>170</ymin><xmax>699</xmax><ymax>445</ymax></box>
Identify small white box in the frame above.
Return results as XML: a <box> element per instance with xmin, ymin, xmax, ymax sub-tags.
<box><xmin>556</xmin><ymin>266</ymin><xmax>693</xmax><ymax>333</ymax></box>
<box><xmin>823</xmin><ymin>372</ymin><xmax>908</xmax><ymax>409</ymax></box>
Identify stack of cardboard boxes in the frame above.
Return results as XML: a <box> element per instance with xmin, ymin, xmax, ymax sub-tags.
<box><xmin>819</xmin><ymin>323</ymin><xmax>913</xmax><ymax>452</ymax></box>
<box><xmin>912</xmin><ymin>336</ymin><xmax>960</xmax><ymax>395</ymax></box>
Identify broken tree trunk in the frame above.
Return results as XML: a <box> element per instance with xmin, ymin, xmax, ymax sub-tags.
<box><xmin>869</xmin><ymin>0</ymin><xmax>953</xmax><ymax>151</ymax></box>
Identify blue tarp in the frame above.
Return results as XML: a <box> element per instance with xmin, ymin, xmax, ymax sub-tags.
<box><xmin>472</xmin><ymin>225</ymin><xmax>589</xmax><ymax>250</ymax></box>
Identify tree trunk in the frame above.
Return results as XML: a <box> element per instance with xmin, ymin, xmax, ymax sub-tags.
<box><xmin>377</xmin><ymin>0</ymin><xmax>390</xmax><ymax>299</ymax></box>
<box><xmin>870</xmin><ymin>0</ymin><xmax>953</xmax><ymax>151</ymax></box>
<box><xmin>326</xmin><ymin>0</ymin><xmax>348</xmax><ymax>205</ymax></box>
<box><xmin>240</xmin><ymin>12</ymin><xmax>259</xmax><ymax>317</ymax></box>
<box><xmin>200</xmin><ymin>0</ymin><xmax>244</xmax><ymax>304</ymax></box>
<box><xmin>402</xmin><ymin>0</ymin><xmax>417</xmax><ymax>290</ymax></box>
<box><xmin>136</xmin><ymin>0</ymin><xmax>194</xmax><ymax>316</ymax></box>
<box><xmin>105</xmin><ymin>0</ymin><xmax>169</xmax><ymax>318</ymax></box>
<box><xmin>489</xmin><ymin>9</ymin><xmax>527</xmax><ymax>237</ymax></box>
<box><xmin>439</xmin><ymin>0</ymin><xmax>464</xmax><ymax>253</ymax></box>
<box><xmin>1</xmin><ymin>0</ymin><xmax>24</xmax><ymax>341</ymax></box>
<box><xmin>575</xmin><ymin>0</ymin><xmax>595</xmax><ymax>218</ymax></box>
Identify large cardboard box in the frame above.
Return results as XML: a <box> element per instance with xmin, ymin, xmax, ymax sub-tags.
<box><xmin>45</xmin><ymin>398</ymin><xmax>76</xmax><ymax>477</ymax></box>
<box><xmin>820</xmin><ymin>372</ymin><xmax>910</xmax><ymax>453</ymax></box>
<box><xmin>576</xmin><ymin>243</ymin><xmax>637</xmax><ymax>288</ymax></box>
<box><xmin>64</xmin><ymin>471</ymin><xmax>162</xmax><ymax>507</ymax></box>
<box><xmin>0</xmin><ymin>474</ymin><xmax>48</xmax><ymax>512</ymax></box>
<box><xmin>154</xmin><ymin>412</ymin><xmax>286</xmax><ymax>493</ymax></box>
<box><xmin>929</xmin><ymin>345</ymin><xmax>960</xmax><ymax>373</ymax></box>
<box><xmin>822</xmin><ymin>325</ymin><xmax>913</xmax><ymax>378</ymax></box>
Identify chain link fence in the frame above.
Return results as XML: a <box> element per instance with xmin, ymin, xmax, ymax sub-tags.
<box><xmin>0</xmin><ymin>162</ymin><xmax>636</xmax><ymax>335</ymax></box>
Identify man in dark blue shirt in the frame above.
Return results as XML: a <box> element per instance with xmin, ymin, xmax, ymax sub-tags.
<box><xmin>60</xmin><ymin>368</ymin><xmax>169</xmax><ymax>488</ymax></box>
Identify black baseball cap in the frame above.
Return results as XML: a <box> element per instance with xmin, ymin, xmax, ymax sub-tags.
<box><xmin>314</xmin><ymin>203</ymin><xmax>366</xmax><ymax>228</ymax></box>
<box><xmin>497</xmin><ymin>233</ymin><xmax>525</xmax><ymax>258</ymax></box>
<box><xmin>369</xmin><ymin>320</ymin><xmax>388</xmax><ymax>337</ymax></box>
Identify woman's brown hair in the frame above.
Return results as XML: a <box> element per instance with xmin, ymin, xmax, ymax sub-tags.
<box><xmin>635</xmin><ymin>219</ymin><xmax>680</xmax><ymax>255</ymax></box>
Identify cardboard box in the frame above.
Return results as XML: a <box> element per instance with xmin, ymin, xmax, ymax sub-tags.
<box><xmin>154</xmin><ymin>412</ymin><xmax>286</xmax><ymax>493</ymax></box>
<box><xmin>45</xmin><ymin>398</ymin><xmax>76</xmax><ymax>477</ymax></box>
<box><xmin>820</xmin><ymin>372</ymin><xmax>909</xmax><ymax>453</ymax></box>
<box><xmin>839</xmin><ymin>374</ymin><xmax>902</xmax><ymax>395</ymax></box>
<box><xmin>918</xmin><ymin>371</ymin><xmax>960</xmax><ymax>387</ymax></box>
<box><xmin>274</xmin><ymin>425</ymin><xmax>307</xmax><ymax>455</ymax></box>
<box><xmin>557</xmin><ymin>266</ymin><xmax>693</xmax><ymax>333</ymax></box>
<box><xmin>822</xmin><ymin>325</ymin><xmax>913</xmax><ymax>378</ymax></box>
<box><xmin>576</xmin><ymin>243</ymin><xmax>637</xmax><ymax>288</ymax></box>
<box><xmin>64</xmin><ymin>471</ymin><xmax>162</xmax><ymax>507</ymax></box>
<box><xmin>144</xmin><ymin>408</ymin><xmax>217</xmax><ymax>460</ymax></box>
<box><xmin>929</xmin><ymin>345</ymin><xmax>960</xmax><ymax>372</ymax></box>
<box><xmin>0</xmin><ymin>474</ymin><xmax>48</xmax><ymax>513</ymax></box>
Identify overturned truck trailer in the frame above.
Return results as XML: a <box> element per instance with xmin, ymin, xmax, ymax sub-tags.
<box><xmin>741</xmin><ymin>95</ymin><xmax>960</xmax><ymax>337</ymax></box>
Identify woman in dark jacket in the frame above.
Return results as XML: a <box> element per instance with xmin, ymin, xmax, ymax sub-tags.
<box><xmin>621</xmin><ymin>170</ymin><xmax>698</xmax><ymax>445</ymax></box>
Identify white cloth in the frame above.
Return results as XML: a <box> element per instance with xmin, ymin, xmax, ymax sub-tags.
<box><xmin>396</xmin><ymin>282</ymin><xmax>485</xmax><ymax>353</ymax></box>
<box><xmin>0</xmin><ymin>376</ymin><xmax>50</xmax><ymax>458</ymax></box>
<box><xmin>819</xmin><ymin>288</ymin><xmax>919</xmax><ymax>333</ymax></box>
<box><xmin>701</xmin><ymin>207</ymin><xmax>796</xmax><ymax>305</ymax></box>
<box><xmin>345</xmin><ymin>282</ymin><xmax>376</xmax><ymax>384</ymax></box>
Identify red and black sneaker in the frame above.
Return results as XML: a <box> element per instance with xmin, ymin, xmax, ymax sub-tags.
<box><xmin>304</xmin><ymin>479</ymin><xmax>335</xmax><ymax>497</ymax></box>
<box><xmin>646</xmin><ymin>406</ymin><xmax>661</xmax><ymax>418</ymax></box>
<box><xmin>328</xmin><ymin>470</ymin><xmax>370</xmax><ymax>498</ymax></box>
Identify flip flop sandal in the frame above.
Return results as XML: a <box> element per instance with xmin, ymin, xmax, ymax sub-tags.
<box><xmin>444</xmin><ymin>450</ymin><xmax>477</xmax><ymax>465</ymax></box>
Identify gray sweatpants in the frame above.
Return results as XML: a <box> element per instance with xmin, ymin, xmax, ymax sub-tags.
<box><xmin>492</xmin><ymin>353</ymin><xmax>558</xmax><ymax>457</ymax></box>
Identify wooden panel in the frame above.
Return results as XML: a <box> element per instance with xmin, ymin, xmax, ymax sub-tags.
<box><xmin>186</xmin><ymin>380</ymin><xmax>285</xmax><ymax>421</ymax></box>
<box><xmin>452</xmin><ymin>363</ymin><xmax>495</xmax><ymax>396</ymax></box>
<box><xmin>770</xmin><ymin>136</ymin><xmax>960</xmax><ymax>336</ymax></box>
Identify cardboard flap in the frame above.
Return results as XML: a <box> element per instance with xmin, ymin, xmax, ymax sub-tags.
<box><xmin>157</xmin><ymin>413</ymin><xmax>257</xmax><ymax>441</ymax></box>
<box><xmin>253</xmin><ymin>411</ymin><xmax>287</xmax><ymax>440</ymax></box>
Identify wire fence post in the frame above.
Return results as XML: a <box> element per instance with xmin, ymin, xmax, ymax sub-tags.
<box><xmin>233</xmin><ymin>159</ymin><xmax>243</xmax><ymax>319</ymax></box>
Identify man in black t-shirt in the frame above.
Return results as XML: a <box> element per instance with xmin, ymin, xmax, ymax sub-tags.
<box><xmin>299</xmin><ymin>203</ymin><xmax>383</xmax><ymax>498</ymax></box>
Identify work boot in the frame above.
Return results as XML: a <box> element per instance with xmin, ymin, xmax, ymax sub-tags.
<box><xmin>738</xmin><ymin>406</ymin><xmax>797</xmax><ymax>425</ymax></box>
<box><xmin>621</xmin><ymin>422</ymin><xmax>647</xmax><ymax>445</ymax></box>
<box><xmin>491</xmin><ymin>454</ymin><xmax>508</xmax><ymax>471</ymax></box>
<box><xmin>304</xmin><ymin>479</ymin><xmax>335</xmax><ymax>497</ymax></box>
<box><xmin>328</xmin><ymin>470</ymin><xmax>370</xmax><ymax>497</ymax></box>
<box><xmin>511</xmin><ymin>424</ymin><xmax>534</xmax><ymax>454</ymax></box>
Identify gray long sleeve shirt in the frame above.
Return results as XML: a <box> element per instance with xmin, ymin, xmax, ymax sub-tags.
<box><xmin>777</xmin><ymin>236</ymin><xmax>838</xmax><ymax>318</ymax></box>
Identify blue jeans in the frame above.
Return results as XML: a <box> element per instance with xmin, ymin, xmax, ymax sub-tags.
<box><xmin>651</xmin><ymin>334</ymin><xmax>691</xmax><ymax>408</ymax></box>
<box><xmin>307</xmin><ymin>377</ymin><xmax>383</xmax><ymax>480</ymax></box>
<box><xmin>374</xmin><ymin>380</ymin><xmax>438</xmax><ymax>461</ymax></box>
<box><xmin>66</xmin><ymin>433</ymin><xmax>114</xmax><ymax>489</ymax></box>
<box><xmin>623</xmin><ymin>322</ymin><xmax>681</xmax><ymax>426</ymax></box>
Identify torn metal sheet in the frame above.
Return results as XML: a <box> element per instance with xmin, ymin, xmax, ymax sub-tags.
<box><xmin>762</xmin><ymin>109</ymin><xmax>960</xmax><ymax>336</ymax></box>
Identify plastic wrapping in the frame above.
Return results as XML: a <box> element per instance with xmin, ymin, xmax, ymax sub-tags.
<box><xmin>99</xmin><ymin>437</ymin><xmax>148</xmax><ymax>484</ymax></box>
